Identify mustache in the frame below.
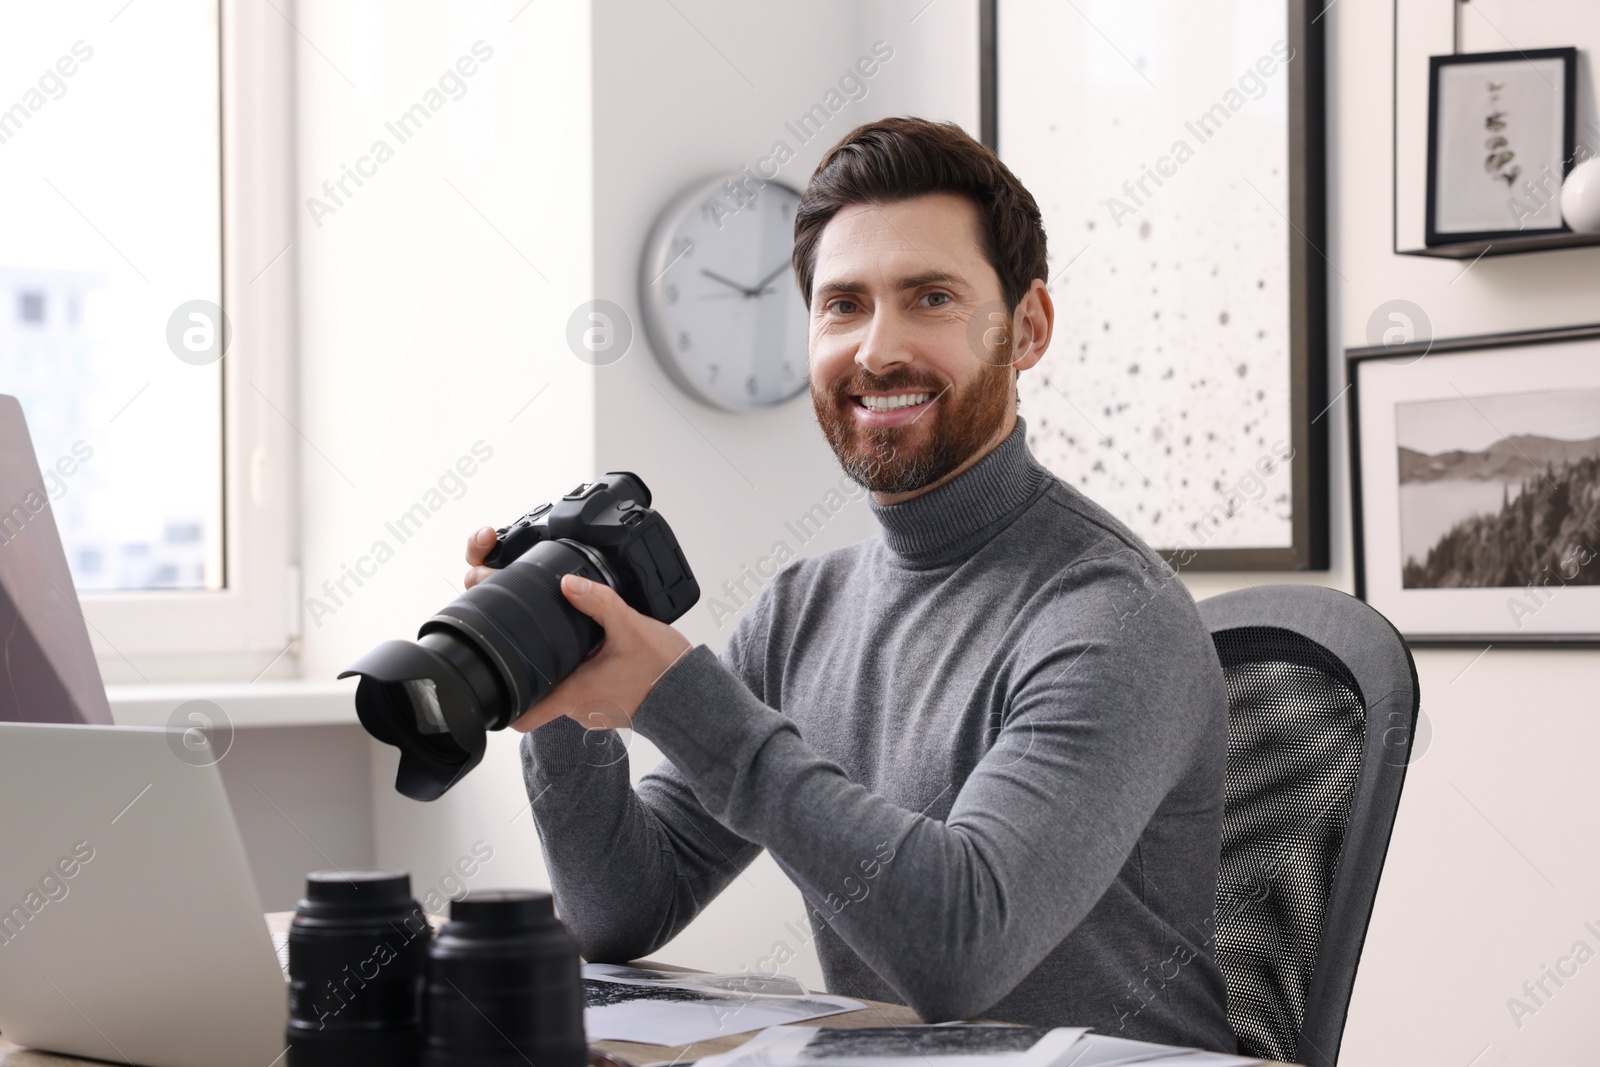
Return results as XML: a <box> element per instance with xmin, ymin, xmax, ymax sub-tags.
<box><xmin>830</xmin><ymin>369</ymin><xmax>948</xmax><ymax>397</ymax></box>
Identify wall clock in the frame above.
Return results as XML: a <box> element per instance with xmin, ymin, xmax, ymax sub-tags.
<box><xmin>639</xmin><ymin>173</ymin><xmax>810</xmax><ymax>412</ymax></box>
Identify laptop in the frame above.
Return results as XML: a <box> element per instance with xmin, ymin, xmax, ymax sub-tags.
<box><xmin>0</xmin><ymin>395</ymin><xmax>288</xmax><ymax>1065</ymax></box>
<box><xmin>0</xmin><ymin>723</ymin><xmax>290</xmax><ymax>1066</ymax></box>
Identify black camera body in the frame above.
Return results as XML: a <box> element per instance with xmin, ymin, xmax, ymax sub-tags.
<box><xmin>341</xmin><ymin>472</ymin><xmax>698</xmax><ymax>801</ymax></box>
<box><xmin>483</xmin><ymin>472</ymin><xmax>698</xmax><ymax>619</ymax></box>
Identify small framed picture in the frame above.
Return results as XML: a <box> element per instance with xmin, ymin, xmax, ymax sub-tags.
<box><xmin>1424</xmin><ymin>47</ymin><xmax>1577</xmax><ymax>247</ymax></box>
<box><xmin>1348</xmin><ymin>323</ymin><xmax>1600</xmax><ymax>645</ymax></box>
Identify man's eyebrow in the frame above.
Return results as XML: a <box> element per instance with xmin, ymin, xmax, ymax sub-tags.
<box><xmin>813</xmin><ymin>271</ymin><xmax>964</xmax><ymax>298</ymax></box>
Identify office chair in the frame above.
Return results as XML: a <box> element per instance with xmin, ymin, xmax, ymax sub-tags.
<box><xmin>1197</xmin><ymin>584</ymin><xmax>1419</xmax><ymax>1067</ymax></box>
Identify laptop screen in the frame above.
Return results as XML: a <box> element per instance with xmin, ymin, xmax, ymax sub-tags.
<box><xmin>0</xmin><ymin>394</ymin><xmax>112</xmax><ymax>724</ymax></box>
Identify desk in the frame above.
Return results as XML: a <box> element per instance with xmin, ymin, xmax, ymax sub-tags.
<box><xmin>0</xmin><ymin>915</ymin><xmax>1295</xmax><ymax>1067</ymax></box>
<box><xmin>0</xmin><ymin>998</ymin><xmax>1297</xmax><ymax>1067</ymax></box>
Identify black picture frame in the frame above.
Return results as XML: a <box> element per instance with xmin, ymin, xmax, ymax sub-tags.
<box><xmin>1423</xmin><ymin>47</ymin><xmax>1578</xmax><ymax>248</ymax></box>
<box><xmin>1347</xmin><ymin>322</ymin><xmax>1600</xmax><ymax>646</ymax></box>
<box><xmin>981</xmin><ymin>0</ymin><xmax>1329</xmax><ymax>571</ymax></box>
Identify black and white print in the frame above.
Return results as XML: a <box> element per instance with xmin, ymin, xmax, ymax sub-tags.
<box><xmin>1395</xmin><ymin>386</ymin><xmax>1600</xmax><ymax>589</ymax></box>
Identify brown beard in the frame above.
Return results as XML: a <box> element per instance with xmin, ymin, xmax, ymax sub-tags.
<box><xmin>812</xmin><ymin>340</ymin><xmax>1015</xmax><ymax>495</ymax></box>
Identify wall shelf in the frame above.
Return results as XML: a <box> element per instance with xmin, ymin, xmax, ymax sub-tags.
<box><xmin>1397</xmin><ymin>230</ymin><xmax>1600</xmax><ymax>259</ymax></box>
<box><xmin>1392</xmin><ymin>0</ymin><xmax>1600</xmax><ymax>259</ymax></box>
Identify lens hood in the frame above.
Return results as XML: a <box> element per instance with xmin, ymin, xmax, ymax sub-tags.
<box><xmin>339</xmin><ymin>640</ymin><xmax>488</xmax><ymax>801</ymax></box>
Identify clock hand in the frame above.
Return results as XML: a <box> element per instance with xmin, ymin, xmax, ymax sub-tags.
<box><xmin>749</xmin><ymin>261</ymin><xmax>792</xmax><ymax>293</ymax></box>
<box><xmin>700</xmin><ymin>268</ymin><xmax>758</xmax><ymax>296</ymax></box>
<box><xmin>707</xmin><ymin>284</ymin><xmax>777</xmax><ymax>298</ymax></box>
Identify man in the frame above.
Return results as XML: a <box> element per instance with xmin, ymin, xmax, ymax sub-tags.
<box><xmin>464</xmin><ymin>116</ymin><xmax>1234</xmax><ymax>1051</ymax></box>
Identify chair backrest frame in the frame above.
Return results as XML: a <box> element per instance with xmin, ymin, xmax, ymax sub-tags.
<box><xmin>1199</xmin><ymin>584</ymin><xmax>1419</xmax><ymax>1067</ymax></box>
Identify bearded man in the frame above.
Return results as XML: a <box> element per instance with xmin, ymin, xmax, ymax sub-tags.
<box><xmin>464</xmin><ymin>116</ymin><xmax>1234</xmax><ymax>1052</ymax></box>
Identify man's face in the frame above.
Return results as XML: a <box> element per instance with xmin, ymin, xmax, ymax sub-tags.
<box><xmin>807</xmin><ymin>193</ymin><xmax>1021</xmax><ymax>496</ymax></box>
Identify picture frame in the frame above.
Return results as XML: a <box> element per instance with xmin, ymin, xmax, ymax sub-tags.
<box><xmin>985</xmin><ymin>0</ymin><xmax>1329</xmax><ymax>570</ymax></box>
<box><xmin>1347</xmin><ymin>322</ymin><xmax>1600</xmax><ymax>646</ymax></box>
<box><xmin>1424</xmin><ymin>47</ymin><xmax>1578</xmax><ymax>247</ymax></box>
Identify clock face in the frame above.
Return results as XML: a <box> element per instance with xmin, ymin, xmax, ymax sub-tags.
<box><xmin>640</xmin><ymin>175</ymin><xmax>811</xmax><ymax>412</ymax></box>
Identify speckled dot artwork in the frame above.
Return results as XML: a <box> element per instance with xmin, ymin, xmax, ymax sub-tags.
<box><xmin>1000</xmin><ymin>0</ymin><xmax>1297</xmax><ymax>553</ymax></box>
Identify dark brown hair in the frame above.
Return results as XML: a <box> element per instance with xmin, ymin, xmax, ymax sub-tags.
<box><xmin>791</xmin><ymin>116</ymin><xmax>1049</xmax><ymax>315</ymax></box>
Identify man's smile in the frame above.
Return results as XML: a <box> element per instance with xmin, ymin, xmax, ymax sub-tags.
<box><xmin>850</xmin><ymin>389</ymin><xmax>940</xmax><ymax>427</ymax></box>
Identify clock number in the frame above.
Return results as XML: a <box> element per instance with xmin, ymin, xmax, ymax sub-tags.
<box><xmin>706</xmin><ymin>363</ymin><xmax>719</xmax><ymax>384</ymax></box>
<box><xmin>669</xmin><ymin>236</ymin><xmax>694</xmax><ymax>261</ymax></box>
<box><xmin>677</xmin><ymin>330</ymin><xmax>691</xmax><ymax>352</ymax></box>
<box><xmin>745</xmin><ymin>374</ymin><xmax>759</xmax><ymax>398</ymax></box>
<box><xmin>780</xmin><ymin>361</ymin><xmax>794</xmax><ymax>380</ymax></box>
<box><xmin>664</xmin><ymin>283</ymin><xmax>679</xmax><ymax>305</ymax></box>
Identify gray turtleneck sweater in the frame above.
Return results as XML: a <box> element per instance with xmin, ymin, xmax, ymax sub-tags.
<box><xmin>520</xmin><ymin>417</ymin><xmax>1234</xmax><ymax>1052</ymax></box>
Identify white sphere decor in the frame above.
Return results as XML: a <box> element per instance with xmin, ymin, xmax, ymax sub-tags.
<box><xmin>1559</xmin><ymin>156</ymin><xmax>1600</xmax><ymax>233</ymax></box>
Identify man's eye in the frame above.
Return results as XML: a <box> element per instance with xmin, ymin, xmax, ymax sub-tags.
<box><xmin>828</xmin><ymin>299</ymin><xmax>858</xmax><ymax>314</ymax></box>
<box><xmin>921</xmin><ymin>291</ymin><xmax>950</xmax><ymax>307</ymax></box>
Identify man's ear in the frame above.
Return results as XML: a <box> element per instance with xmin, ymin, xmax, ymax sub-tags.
<box><xmin>1011</xmin><ymin>278</ymin><xmax>1053</xmax><ymax>374</ymax></box>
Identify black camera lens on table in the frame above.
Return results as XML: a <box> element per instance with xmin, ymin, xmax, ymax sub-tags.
<box><xmin>285</xmin><ymin>870</ymin><xmax>431</xmax><ymax>1067</ymax></box>
<box><xmin>340</xmin><ymin>472</ymin><xmax>700</xmax><ymax>801</ymax></box>
<box><xmin>424</xmin><ymin>889</ymin><xmax>588</xmax><ymax>1067</ymax></box>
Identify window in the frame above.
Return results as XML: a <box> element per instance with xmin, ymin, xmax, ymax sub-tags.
<box><xmin>0</xmin><ymin>1</ymin><xmax>297</xmax><ymax>681</ymax></box>
<box><xmin>1</xmin><ymin>3</ymin><xmax>224</xmax><ymax>592</ymax></box>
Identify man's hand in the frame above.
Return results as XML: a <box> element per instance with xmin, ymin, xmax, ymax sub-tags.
<box><xmin>464</xmin><ymin>525</ymin><xmax>500</xmax><ymax>589</ymax></box>
<box><xmin>463</xmin><ymin>525</ymin><xmax>693</xmax><ymax>735</ymax></box>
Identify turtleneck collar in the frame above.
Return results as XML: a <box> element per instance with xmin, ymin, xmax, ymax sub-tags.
<box><xmin>865</xmin><ymin>416</ymin><xmax>1050</xmax><ymax>567</ymax></box>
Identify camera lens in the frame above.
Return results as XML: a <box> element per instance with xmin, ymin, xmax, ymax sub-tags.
<box><xmin>286</xmin><ymin>870</ymin><xmax>432</xmax><ymax>1067</ymax></box>
<box><xmin>423</xmin><ymin>890</ymin><xmax>587</xmax><ymax>1067</ymax></box>
<box><xmin>341</xmin><ymin>539</ymin><xmax>612</xmax><ymax>801</ymax></box>
<box><xmin>426</xmin><ymin>538</ymin><xmax>615</xmax><ymax>728</ymax></box>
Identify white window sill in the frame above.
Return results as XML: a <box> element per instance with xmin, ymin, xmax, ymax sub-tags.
<box><xmin>107</xmin><ymin>679</ymin><xmax>360</xmax><ymax>729</ymax></box>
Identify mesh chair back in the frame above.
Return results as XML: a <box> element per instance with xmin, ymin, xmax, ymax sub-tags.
<box><xmin>1198</xmin><ymin>586</ymin><xmax>1418</xmax><ymax>1067</ymax></box>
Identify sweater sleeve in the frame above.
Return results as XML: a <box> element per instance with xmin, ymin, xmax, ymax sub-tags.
<box><xmin>626</xmin><ymin>552</ymin><xmax>1221</xmax><ymax>1022</ymax></box>
<box><xmin>518</xmin><ymin>587</ymin><xmax>776</xmax><ymax>962</ymax></box>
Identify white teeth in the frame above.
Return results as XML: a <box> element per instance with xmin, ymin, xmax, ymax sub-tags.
<box><xmin>859</xmin><ymin>392</ymin><xmax>931</xmax><ymax>412</ymax></box>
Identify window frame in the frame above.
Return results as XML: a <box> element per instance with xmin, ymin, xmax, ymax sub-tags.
<box><xmin>83</xmin><ymin>0</ymin><xmax>299</xmax><ymax>683</ymax></box>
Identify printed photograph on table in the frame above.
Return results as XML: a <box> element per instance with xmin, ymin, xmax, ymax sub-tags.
<box><xmin>1424</xmin><ymin>47</ymin><xmax>1578</xmax><ymax>246</ymax></box>
<box><xmin>1348</xmin><ymin>322</ymin><xmax>1600</xmax><ymax>644</ymax></box>
<box><xmin>581</xmin><ymin>964</ymin><xmax>862</xmax><ymax>1045</ymax></box>
<box><xmin>994</xmin><ymin>0</ymin><xmax>1328</xmax><ymax>569</ymax></box>
<box><xmin>690</xmin><ymin>1023</ymin><xmax>1092</xmax><ymax>1067</ymax></box>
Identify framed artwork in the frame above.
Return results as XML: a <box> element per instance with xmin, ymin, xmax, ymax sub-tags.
<box><xmin>1424</xmin><ymin>47</ymin><xmax>1578</xmax><ymax>247</ymax></box>
<box><xmin>987</xmin><ymin>0</ymin><xmax>1328</xmax><ymax>570</ymax></box>
<box><xmin>1348</xmin><ymin>323</ymin><xmax>1600</xmax><ymax>645</ymax></box>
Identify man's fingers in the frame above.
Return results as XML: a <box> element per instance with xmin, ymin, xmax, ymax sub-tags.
<box><xmin>464</xmin><ymin>525</ymin><xmax>500</xmax><ymax>587</ymax></box>
<box><xmin>465</xmin><ymin>525</ymin><xmax>498</xmax><ymax>567</ymax></box>
<box><xmin>559</xmin><ymin>574</ymin><xmax>626</xmax><ymax>624</ymax></box>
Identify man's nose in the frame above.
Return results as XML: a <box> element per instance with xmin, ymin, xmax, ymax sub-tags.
<box><xmin>854</xmin><ymin>309</ymin><xmax>911</xmax><ymax>378</ymax></box>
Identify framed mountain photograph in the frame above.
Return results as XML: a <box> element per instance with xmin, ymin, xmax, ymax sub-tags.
<box><xmin>1348</xmin><ymin>323</ymin><xmax>1600</xmax><ymax>644</ymax></box>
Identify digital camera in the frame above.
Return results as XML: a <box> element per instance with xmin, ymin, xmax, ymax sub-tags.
<box><xmin>341</xmin><ymin>473</ymin><xmax>699</xmax><ymax>800</ymax></box>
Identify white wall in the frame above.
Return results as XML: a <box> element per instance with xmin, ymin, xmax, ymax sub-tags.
<box><xmin>294</xmin><ymin>0</ymin><xmax>594</xmax><ymax>899</ymax></box>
